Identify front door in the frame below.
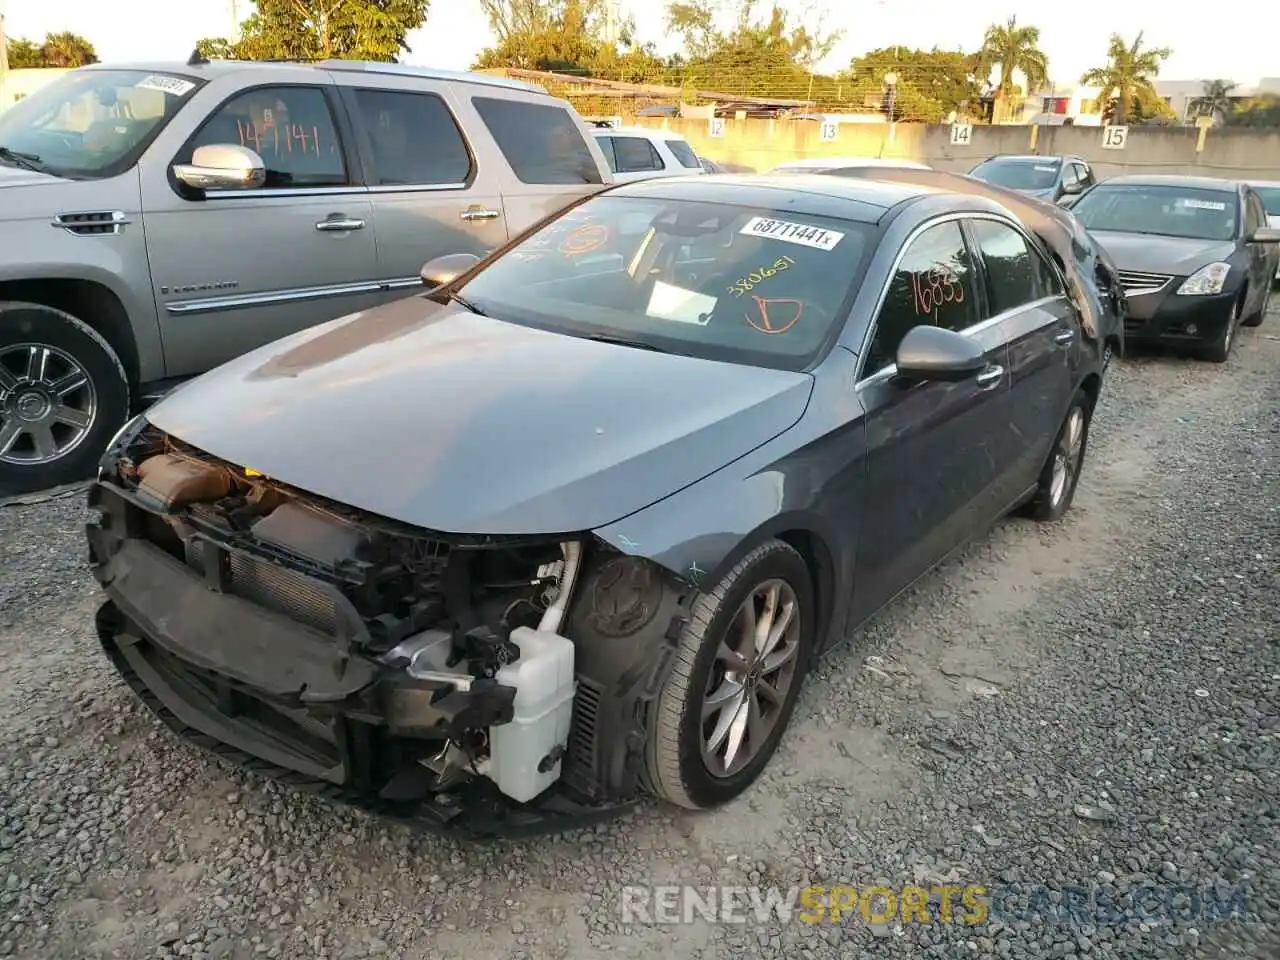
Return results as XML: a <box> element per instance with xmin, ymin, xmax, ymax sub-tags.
<box><xmin>140</xmin><ymin>81</ymin><xmax>381</xmax><ymax>377</ymax></box>
<box><xmin>850</xmin><ymin>219</ymin><xmax>1011</xmax><ymax>622</ymax></box>
<box><xmin>335</xmin><ymin>82</ymin><xmax>509</xmax><ymax>296</ymax></box>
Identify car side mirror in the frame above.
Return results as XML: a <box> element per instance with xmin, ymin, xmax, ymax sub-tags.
<box><xmin>1248</xmin><ymin>227</ymin><xmax>1280</xmax><ymax>243</ymax></box>
<box><xmin>173</xmin><ymin>144</ymin><xmax>266</xmax><ymax>191</ymax></box>
<box><xmin>1061</xmin><ymin>180</ymin><xmax>1083</xmax><ymax>196</ymax></box>
<box><xmin>420</xmin><ymin>252</ymin><xmax>481</xmax><ymax>288</ymax></box>
<box><xmin>893</xmin><ymin>325</ymin><xmax>987</xmax><ymax>383</ymax></box>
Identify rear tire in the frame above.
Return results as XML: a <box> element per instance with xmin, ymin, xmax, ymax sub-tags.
<box><xmin>0</xmin><ymin>302</ymin><xmax>130</xmax><ymax>498</ymax></box>
<box><xmin>646</xmin><ymin>540</ymin><xmax>814</xmax><ymax>810</ymax></box>
<box><xmin>1025</xmin><ymin>388</ymin><xmax>1092</xmax><ymax>523</ymax></box>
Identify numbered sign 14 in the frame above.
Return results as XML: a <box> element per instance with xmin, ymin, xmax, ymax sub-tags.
<box><xmin>1102</xmin><ymin>125</ymin><xmax>1129</xmax><ymax>149</ymax></box>
<box><xmin>708</xmin><ymin>117</ymin><xmax>726</xmax><ymax>138</ymax></box>
<box><xmin>949</xmin><ymin>123</ymin><xmax>973</xmax><ymax>146</ymax></box>
<box><xmin>819</xmin><ymin>120</ymin><xmax>838</xmax><ymax>142</ymax></box>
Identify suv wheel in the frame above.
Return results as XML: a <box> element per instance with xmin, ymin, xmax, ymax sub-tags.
<box><xmin>645</xmin><ymin>539</ymin><xmax>813</xmax><ymax>810</ymax></box>
<box><xmin>0</xmin><ymin>302</ymin><xmax>130</xmax><ymax>498</ymax></box>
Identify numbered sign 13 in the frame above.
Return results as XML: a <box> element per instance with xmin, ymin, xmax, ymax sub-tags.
<box><xmin>819</xmin><ymin>120</ymin><xmax>838</xmax><ymax>142</ymax></box>
<box><xmin>949</xmin><ymin>123</ymin><xmax>973</xmax><ymax>146</ymax></box>
<box><xmin>1102</xmin><ymin>125</ymin><xmax>1129</xmax><ymax>149</ymax></box>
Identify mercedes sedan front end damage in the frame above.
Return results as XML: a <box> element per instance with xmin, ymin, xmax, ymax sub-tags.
<box><xmin>89</xmin><ymin>422</ymin><xmax>691</xmax><ymax>837</ymax></box>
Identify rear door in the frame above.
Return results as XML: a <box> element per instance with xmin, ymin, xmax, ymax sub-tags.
<box><xmin>851</xmin><ymin>219</ymin><xmax>1011</xmax><ymax>621</ymax></box>
<box><xmin>466</xmin><ymin>93</ymin><xmax>609</xmax><ymax>235</ymax></box>
<box><xmin>335</xmin><ymin>80</ymin><xmax>507</xmax><ymax>296</ymax></box>
<box><xmin>964</xmin><ymin>215</ymin><xmax>1080</xmax><ymax>505</ymax></box>
<box><xmin>140</xmin><ymin>77</ymin><xmax>380</xmax><ymax>377</ymax></box>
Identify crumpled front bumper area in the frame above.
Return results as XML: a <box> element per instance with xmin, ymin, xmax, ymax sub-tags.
<box><xmin>87</xmin><ymin>482</ymin><xmax>635</xmax><ymax>839</ymax></box>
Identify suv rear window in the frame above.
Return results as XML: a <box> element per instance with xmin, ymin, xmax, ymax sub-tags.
<box><xmin>665</xmin><ymin>139</ymin><xmax>701</xmax><ymax>168</ymax></box>
<box><xmin>472</xmin><ymin>97</ymin><xmax>603</xmax><ymax>186</ymax></box>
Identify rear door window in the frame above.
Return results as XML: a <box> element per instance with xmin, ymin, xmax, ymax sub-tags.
<box><xmin>613</xmin><ymin>136</ymin><xmax>664</xmax><ymax>173</ymax></box>
<box><xmin>968</xmin><ymin>219</ymin><xmax>1064</xmax><ymax>316</ymax></box>
<box><xmin>665</xmin><ymin>139</ymin><xmax>701</xmax><ymax>168</ymax></box>
<box><xmin>471</xmin><ymin>97</ymin><xmax>603</xmax><ymax>185</ymax></box>
<box><xmin>350</xmin><ymin>88</ymin><xmax>471</xmax><ymax>185</ymax></box>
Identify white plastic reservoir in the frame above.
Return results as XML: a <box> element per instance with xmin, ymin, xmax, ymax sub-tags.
<box><xmin>488</xmin><ymin>626</ymin><xmax>577</xmax><ymax>803</ymax></box>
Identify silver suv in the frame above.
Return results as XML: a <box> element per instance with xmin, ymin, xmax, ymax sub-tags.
<box><xmin>0</xmin><ymin>56</ymin><xmax>612</xmax><ymax>496</ymax></box>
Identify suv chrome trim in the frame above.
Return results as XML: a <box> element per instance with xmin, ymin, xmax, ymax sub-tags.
<box><xmin>51</xmin><ymin>211</ymin><xmax>131</xmax><ymax>236</ymax></box>
<box><xmin>318</xmin><ymin>60</ymin><xmax>548</xmax><ymax>95</ymax></box>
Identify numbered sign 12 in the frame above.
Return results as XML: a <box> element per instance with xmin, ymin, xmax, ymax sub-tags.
<box><xmin>949</xmin><ymin>123</ymin><xmax>973</xmax><ymax>146</ymax></box>
<box><xmin>708</xmin><ymin>117</ymin><xmax>726</xmax><ymax>138</ymax></box>
<box><xmin>819</xmin><ymin>120</ymin><xmax>838</xmax><ymax>142</ymax></box>
<box><xmin>1102</xmin><ymin>125</ymin><xmax>1129</xmax><ymax>150</ymax></box>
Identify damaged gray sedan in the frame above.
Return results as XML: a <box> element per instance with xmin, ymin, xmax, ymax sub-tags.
<box><xmin>88</xmin><ymin>175</ymin><xmax>1107</xmax><ymax>837</ymax></box>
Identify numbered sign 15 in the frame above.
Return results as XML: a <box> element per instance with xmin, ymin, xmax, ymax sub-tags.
<box><xmin>1102</xmin><ymin>125</ymin><xmax>1129</xmax><ymax>149</ymax></box>
<box><xmin>819</xmin><ymin>121</ymin><xmax>838</xmax><ymax>142</ymax></box>
<box><xmin>708</xmin><ymin>117</ymin><xmax>726</xmax><ymax>138</ymax></box>
<box><xmin>949</xmin><ymin>123</ymin><xmax>973</xmax><ymax>146</ymax></box>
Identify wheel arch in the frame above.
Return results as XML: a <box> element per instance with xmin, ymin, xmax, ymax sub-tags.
<box><xmin>0</xmin><ymin>279</ymin><xmax>141</xmax><ymax>392</ymax></box>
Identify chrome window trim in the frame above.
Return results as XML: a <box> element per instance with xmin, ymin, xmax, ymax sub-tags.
<box><xmin>166</xmin><ymin>274</ymin><xmax>424</xmax><ymax>315</ymax></box>
<box><xmin>853</xmin><ymin>211</ymin><xmax>1068</xmax><ymax>388</ymax></box>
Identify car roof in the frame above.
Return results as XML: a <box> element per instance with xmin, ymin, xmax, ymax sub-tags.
<box><xmin>773</xmin><ymin>156</ymin><xmax>928</xmax><ymax>170</ymax></box>
<box><xmin>978</xmin><ymin>154</ymin><xmax>1078</xmax><ymax>163</ymax></box>
<box><xmin>79</xmin><ymin>58</ymin><xmax>549</xmax><ymax>95</ymax></box>
<box><xmin>604</xmin><ymin>173</ymin><xmax>956</xmax><ymax>224</ymax></box>
<box><xmin>1246</xmin><ymin>179</ymin><xmax>1280</xmax><ymax>188</ymax></box>
<box><xmin>592</xmin><ymin>126</ymin><xmax>688</xmax><ymax>140</ymax></box>
<box><xmin>1097</xmin><ymin>174</ymin><xmax>1243</xmax><ymax>192</ymax></box>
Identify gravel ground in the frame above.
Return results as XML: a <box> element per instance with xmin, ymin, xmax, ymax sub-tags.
<box><xmin>1</xmin><ymin>315</ymin><xmax>1277</xmax><ymax>960</ymax></box>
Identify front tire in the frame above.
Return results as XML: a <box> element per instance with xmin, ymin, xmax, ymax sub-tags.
<box><xmin>1242</xmin><ymin>283</ymin><xmax>1269</xmax><ymax>327</ymax></box>
<box><xmin>1025</xmin><ymin>388</ymin><xmax>1092</xmax><ymax>523</ymax></box>
<box><xmin>0</xmin><ymin>302</ymin><xmax>130</xmax><ymax>498</ymax></box>
<box><xmin>646</xmin><ymin>540</ymin><xmax>814</xmax><ymax>810</ymax></box>
<box><xmin>1201</xmin><ymin>298</ymin><xmax>1240</xmax><ymax>362</ymax></box>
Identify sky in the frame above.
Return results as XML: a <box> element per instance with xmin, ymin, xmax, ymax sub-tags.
<box><xmin>1</xmin><ymin>0</ymin><xmax>1274</xmax><ymax>90</ymax></box>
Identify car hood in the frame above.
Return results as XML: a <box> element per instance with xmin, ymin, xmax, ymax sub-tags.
<box><xmin>144</xmin><ymin>297</ymin><xmax>815</xmax><ymax>535</ymax></box>
<box><xmin>1091</xmin><ymin>232</ymin><xmax>1237</xmax><ymax>275</ymax></box>
<box><xmin>0</xmin><ymin>163</ymin><xmax>63</xmax><ymax>188</ymax></box>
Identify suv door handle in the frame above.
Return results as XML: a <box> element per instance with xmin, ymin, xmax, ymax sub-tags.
<box><xmin>460</xmin><ymin>207</ymin><xmax>501</xmax><ymax>222</ymax></box>
<box><xmin>315</xmin><ymin>216</ymin><xmax>365</xmax><ymax>232</ymax></box>
<box><xmin>1054</xmin><ymin>329</ymin><xmax>1076</xmax><ymax>345</ymax></box>
<box><xmin>975</xmin><ymin>365</ymin><xmax>1004</xmax><ymax>388</ymax></box>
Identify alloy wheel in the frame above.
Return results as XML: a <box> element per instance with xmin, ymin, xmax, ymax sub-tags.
<box><xmin>700</xmin><ymin>579</ymin><xmax>802</xmax><ymax>778</ymax></box>
<box><xmin>0</xmin><ymin>343</ymin><xmax>98</xmax><ymax>466</ymax></box>
<box><xmin>1050</xmin><ymin>406</ymin><xmax>1086</xmax><ymax>508</ymax></box>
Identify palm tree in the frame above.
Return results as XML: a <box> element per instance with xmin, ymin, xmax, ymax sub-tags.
<box><xmin>1193</xmin><ymin>79</ymin><xmax>1236</xmax><ymax>124</ymax></box>
<box><xmin>976</xmin><ymin>16</ymin><xmax>1049</xmax><ymax>122</ymax></box>
<box><xmin>1080</xmin><ymin>32</ymin><xmax>1171</xmax><ymax>125</ymax></box>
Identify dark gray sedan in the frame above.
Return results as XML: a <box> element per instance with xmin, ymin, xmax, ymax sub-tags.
<box><xmin>87</xmin><ymin>175</ymin><xmax>1106</xmax><ymax>836</ymax></box>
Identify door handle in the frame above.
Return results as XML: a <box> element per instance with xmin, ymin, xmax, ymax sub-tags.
<box><xmin>315</xmin><ymin>216</ymin><xmax>365</xmax><ymax>232</ymax></box>
<box><xmin>460</xmin><ymin>207</ymin><xmax>501</xmax><ymax>222</ymax></box>
<box><xmin>975</xmin><ymin>365</ymin><xmax>1004</xmax><ymax>388</ymax></box>
<box><xmin>1054</xmin><ymin>329</ymin><xmax>1076</xmax><ymax>345</ymax></box>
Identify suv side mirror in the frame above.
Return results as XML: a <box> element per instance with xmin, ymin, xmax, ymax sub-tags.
<box><xmin>1248</xmin><ymin>227</ymin><xmax>1280</xmax><ymax>243</ymax></box>
<box><xmin>894</xmin><ymin>325</ymin><xmax>986</xmax><ymax>382</ymax></box>
<box><xmin>173</xmin><ymin>144</ymin><xmax>266</xmax><ymax>191</ymax></box>
<box><xmin>420</xmin><ymin>253</ymin><xmax>480</xmax><ymax>288</ymax></box>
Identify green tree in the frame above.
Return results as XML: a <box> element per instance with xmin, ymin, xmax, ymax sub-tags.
<box><xmin>846</xmin><ymin>46</ymin><xmax>983</xmax><ymax>123</ymax></box>
<box><xmin>5</xmin><ymin>32</ymin><xmax>97</xmax><ymax>68</ymax></box>
<box><xmin>1191</xmin><ymin>79</ymin><xmax>1236</xmax><ymax>124</ymax></box>
<box><xmin>197</xmin><ymin>0</ymin><xmax>430</xmax><ymax>62</ymax></box>
<box><xmin>1227</xmin><ymin>93</ymin><xmax>1280</xmax><ymax>128</ymax></box>
<box><xmin>1080</xmin><ymin>32</ymin><xmax>1171</xmax><ymax>126</ymax></box>
<box><xmin>472</xmin><ymin>0</ymin><xmax>610</xmax><ymax>71</ymax></box>
<box><xmin>667</xmin><ymin>0</ymin><xmax>840</xmax><ymax>70</ymax></box>
<box><xmin>975</xmin><ymin>16</ymin><xmax>1048</xmax><ymax>120</ymax></box>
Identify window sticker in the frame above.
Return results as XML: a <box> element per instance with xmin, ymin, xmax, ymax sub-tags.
<box><xmin>135</xmin><ymin>75</ymin><xmax>196</xmax><ymax>97</ymax></box>
<box><xmin>646</xmin><ymin>281</ymin><xmax>715</xmax><ymax>325</ymax></box>
<box><xmin>739</xmin><ymin>216</ymin><xmax>844</xmax><ymax>251</ymax></box>
<box><xmin>1178</xmin><ymin>198</ymin><xmax>1227</xmax><ymax>211</ymax></box>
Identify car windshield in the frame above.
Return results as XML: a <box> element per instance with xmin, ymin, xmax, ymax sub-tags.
<box><xmin>0</xmin><ymin>69</ymin><xmax>201</xmax><ymax>179</ymax></box>
<box><xmin>455</xmin><ymin>194</ymin><xmax>876</xmax><ymax>371</ymax></box>
<box><xmin>1070</xmin><ymin>184</ymin><xmax>1240</xmax><ymax>242</ymax></box>
<box><xmin>1254</xmin><ymin>186</ymin><xmax>1280</xmax><ymax>216</ymax></box>
<box><xmin>970</xmin><ymin>159</ymin><xmax>1060</xmax><ymax>191</ymax></box>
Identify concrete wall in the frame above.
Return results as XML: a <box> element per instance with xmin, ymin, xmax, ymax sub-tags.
<box><xmin>633</xmin><ymin>117</ymin><xmax>1280</xmax><ymax>180</ymax></box>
